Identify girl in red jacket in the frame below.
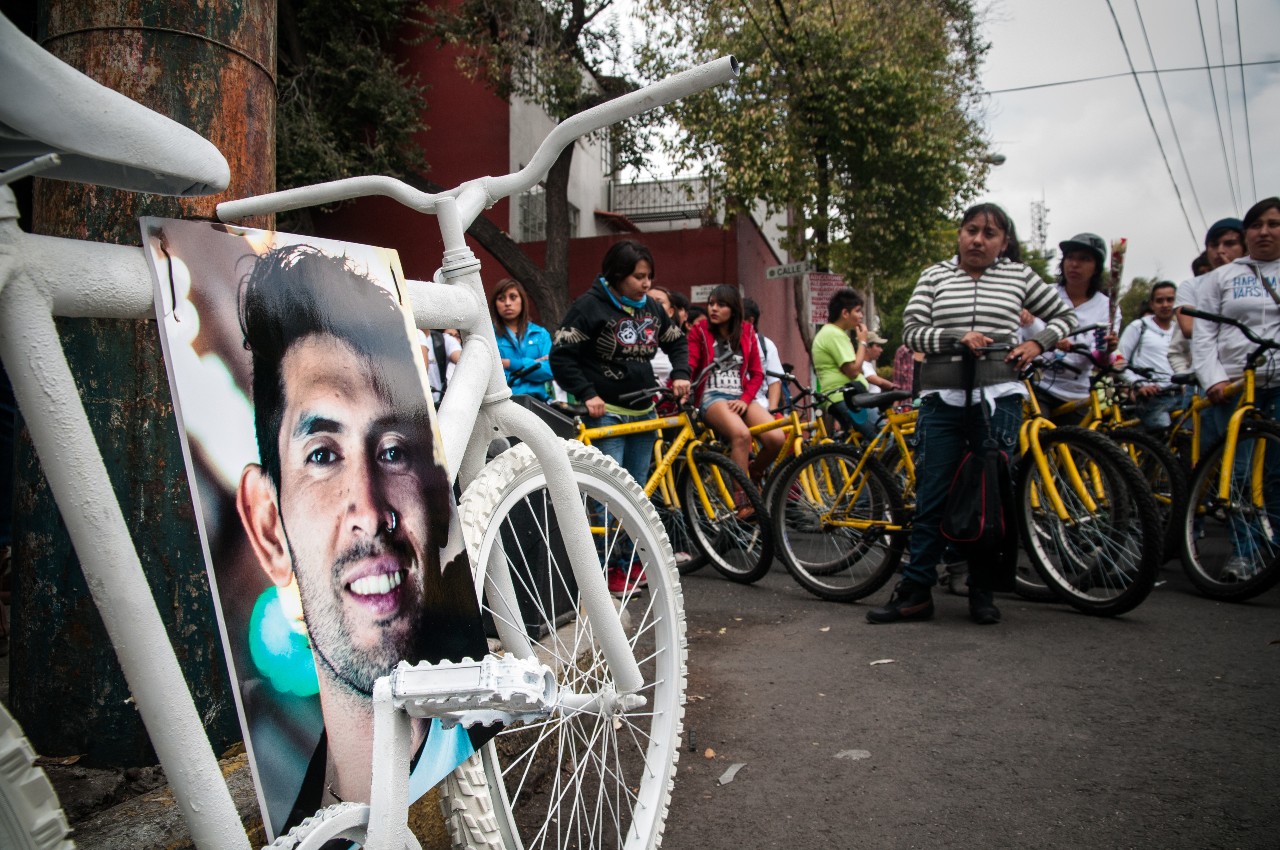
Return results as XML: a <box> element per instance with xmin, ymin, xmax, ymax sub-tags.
<box><xmin>688</xmin><ymin>285</ymin><xmax>786</xmax><ymax>481</ymax></box>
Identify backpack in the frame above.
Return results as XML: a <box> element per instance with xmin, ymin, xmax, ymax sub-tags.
<box><xmin>938</xmin><ymin>351</ymin><xmax>1018</xmax><ymax>591</ymax></box>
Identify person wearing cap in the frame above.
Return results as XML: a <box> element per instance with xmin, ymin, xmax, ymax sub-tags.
<box><xmin>1023</xmin><ymin>232</ymin><xmax>1118</xmax><ymax>420</ymax></box>
<box><xmin>1171</xmin><ymin>217</ymin><xmax>1244</xmax><ymax>373</ymax></box>
<box><xmin>1175</xmin><ymin>217</ymin><xmax>1245</xmax><ymax>341</ymax></box>
<box><xmin>1190</xmin><ymin>197</ymin><xmax>1280</xmax><ymax>581</ymax></box>
<box><xmin>859</xmin><ymin>333</ymin><xmax>896</xmax><ymax>395</ymax></box>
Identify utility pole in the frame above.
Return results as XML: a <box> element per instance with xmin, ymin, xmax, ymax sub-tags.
<box><xmin>11</xmin><ymin>0</ymin><xmax>275</xmax><ymax>766</ymax></box>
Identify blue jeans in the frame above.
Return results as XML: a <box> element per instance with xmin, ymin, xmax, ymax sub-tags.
<box><xmin>901</xmin><ymin>394</ymin><xmax>1023</xmax><ymax>588</ymax></box>
<box><xmin>1134</xmin><ymin>386</ymin><xmax>1191</xmax><ymax>431</ymax></box>
<box><xmin>586</xmin><ymin>411</ymin><xmax>654</xmax><ymax>488</ymax></box>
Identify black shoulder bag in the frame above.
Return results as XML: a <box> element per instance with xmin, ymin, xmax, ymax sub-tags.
<box><xmin>939</xmin><ymin>349</ymin><xmax>1018</xmax><ymax>591</ymax></box>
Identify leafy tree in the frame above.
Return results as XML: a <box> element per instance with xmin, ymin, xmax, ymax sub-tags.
<box><xmin>276</xmin><ymin>0</ymin><xmax>431</xmax><ymax>207</ymax></box>
<box><xmin>1022</xmin><ymin>247</ymin><xmax>1057</xmax><ymax>286</ymax></box>
<box><xmin>1118</xmin><ymin>275</ymin><xmax>1157</xmax><ymax>330</ymax></box>
<box><xmin>428</xmin><ymin>0</ymin><xmax>652</xmax><ymax>324</ymax></box>
<box><xmin>639</xmin><ymin>0</ymin><xmax>993</xmax><ymax>342</ymax></box>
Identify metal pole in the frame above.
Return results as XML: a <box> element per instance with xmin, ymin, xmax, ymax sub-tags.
<box><xmin>9</xmin><ymin>0</ymin><xmax>274</xmax><ymax>770</ymax></box>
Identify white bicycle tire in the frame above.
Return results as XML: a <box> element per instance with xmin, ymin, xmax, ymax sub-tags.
<box><xmin>445</xmin><ymin>440</ymin><xmax>686</xmax><ymax>850</ymax></box>
<box><xmin>0</xmin><ymin>702</ymin><xmax>73</xmax><ymax>850</ymax></box>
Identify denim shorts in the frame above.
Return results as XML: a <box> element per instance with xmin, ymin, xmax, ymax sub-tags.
<box><xmin>700</xmin><ymin>390</ymin><xmax>740</xmax><ymax>413</ymax></box>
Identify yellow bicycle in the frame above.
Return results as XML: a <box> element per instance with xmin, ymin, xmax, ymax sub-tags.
<box><xmin>572</xmin><ymin>379</ymin><xmax>775</xmax><ymax>584</ymax></box>
<box><xmin>1015</xmin><ymin>364</ymin><xmax>1163</xmax><ymax>616</ymax></box>
<box><xmin>1177</xmin><ymin>308</ymin><xmax>1280</xmax><ymax>600</ymax></box>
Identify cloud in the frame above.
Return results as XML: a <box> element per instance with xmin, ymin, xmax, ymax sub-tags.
<box><xmin>979</xmin><ymin>0</ymin><xmax>1279</xmax><ymax>287</ymax></box>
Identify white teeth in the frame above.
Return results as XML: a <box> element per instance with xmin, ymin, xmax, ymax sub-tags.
<box><xmin>350</xmin><ymin>571</ymin><xmax>403</xmax><ymax>596</ymax></box>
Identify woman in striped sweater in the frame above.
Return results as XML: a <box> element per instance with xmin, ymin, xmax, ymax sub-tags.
<box><xmin>867</xmin><ymin>202</ymin><xmax>1076</xmax><ymax>627</ymax></box>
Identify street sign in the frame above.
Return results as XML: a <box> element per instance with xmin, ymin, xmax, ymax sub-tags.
<box><xmin>765</xmin><ymin>261</ymin><xmax>813</xmax><ymax>280</ymax></box>
<box><xmin>806</xmin><ymin>272</ymin><xmax>845</xmax><ymax>325</ymax></box>
<box><xmin>690</xmin><ymin>284</ymin><xmax>719</xmax><ymax>303</ymax></box>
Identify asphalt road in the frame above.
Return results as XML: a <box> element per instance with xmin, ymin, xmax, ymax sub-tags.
<box><xmin>661</xmin><ymin>561</ymin><xmax>1280</xmax><ymax>850</ymax></box>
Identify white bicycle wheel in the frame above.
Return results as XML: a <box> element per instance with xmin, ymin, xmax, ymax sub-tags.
<box><xmin>446</xmin><ymin>440</ymin><xmax>686</xmax><ymax>850</ymax></box>
<box><xmin>0</xmin><ymin>702</ymin><xmax>73</xmax><ymax>850</ymax></box>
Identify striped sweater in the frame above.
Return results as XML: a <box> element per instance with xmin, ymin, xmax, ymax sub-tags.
<box><xmin>903</xmin><ymin>258</ymin><xmax>1076</xmax><ymax>354</ymax></box>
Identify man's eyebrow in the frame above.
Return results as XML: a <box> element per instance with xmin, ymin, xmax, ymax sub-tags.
<box><xmin>371</xmin><ymin>412</ymin><xmax>426</xmax><ymax>435</ymax></box>
<box><xmin>293</xmin><ymin>413</ymin><xmax>342</xmax><ymax>440</ymax></box>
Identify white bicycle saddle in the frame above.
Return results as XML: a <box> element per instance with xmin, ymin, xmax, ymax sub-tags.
<box><xmin>0</xmin><ymin>14</ymin><xmax>229</xmax><ymax>196</ymax></box>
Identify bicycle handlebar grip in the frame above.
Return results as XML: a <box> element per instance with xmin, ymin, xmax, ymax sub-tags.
<box><xmin>1065</xmin><ymin>321</ymin><xmax>1108</xmax><ymax>338</ymax></box>
<box><xmin>618</xmin><ymin>388</ymin><xmax>662</xmax><ymax>406</ymax></box>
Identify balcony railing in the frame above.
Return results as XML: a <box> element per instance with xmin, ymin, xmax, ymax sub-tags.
<box><xmin>609</xmin><ymin>177</ymin><xmax>714</xmax><ymax>222</ymax></box>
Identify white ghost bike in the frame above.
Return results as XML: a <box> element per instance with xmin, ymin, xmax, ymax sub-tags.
<box><xmin>0</xmin><ymin>13</ymin><xmax>736</xmax><ymax>850</ymax></box>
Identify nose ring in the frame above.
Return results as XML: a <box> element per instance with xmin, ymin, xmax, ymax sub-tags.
<box><xmin>384</xmin><ymin>509</ymin><xmax>398</xmax><ymax>534</ymax></box>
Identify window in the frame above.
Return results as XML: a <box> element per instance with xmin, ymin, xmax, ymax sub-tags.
<box><xmin>518</xmin><ymin>185</ymin><xmax>580</xmax><ymax>242</ymax></box>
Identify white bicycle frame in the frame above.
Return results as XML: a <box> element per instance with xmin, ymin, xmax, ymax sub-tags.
<box><xmin>0</xmin><ymin>55</ymin><xmax>736</xmax><ymax>850</ymax></box>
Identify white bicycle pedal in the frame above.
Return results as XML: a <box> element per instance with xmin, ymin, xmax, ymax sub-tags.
<box><xmin>390</xmin><ymin>655</ymin><xmax>556</xmax><ymax>728</ymax></box>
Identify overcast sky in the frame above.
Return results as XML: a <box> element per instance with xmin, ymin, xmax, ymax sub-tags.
<box><xmin>980</xmin><ymin>0</ymin><xmax>1280</xmax><ymax>287</ymax></box>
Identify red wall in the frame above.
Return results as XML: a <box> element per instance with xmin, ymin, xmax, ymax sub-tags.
<box><xmin>313</xmin><ymin>3</ymin><xmax>510</xmax><ymax>283</ymax></box>
<box><xmin>305</xmin><ymin>6</ymin><xmax>810</xmax><ymax>376</ymax></box>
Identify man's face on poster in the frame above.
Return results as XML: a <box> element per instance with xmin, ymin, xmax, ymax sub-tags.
<box><xmin>262</xmin><ymin>333</ymin><xmax>435</xmax><ymax>695</ymax></box>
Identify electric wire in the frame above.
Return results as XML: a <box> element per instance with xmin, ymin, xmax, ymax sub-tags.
<box><xmin>1132</xmin><ymin>0</ymin><xmax>1206</xmax><ymax>233</ymax></box>
<box><xmin>984</xmin><ymin>58</ymin><xmax>1280</xmax><ymax>95</ymax></box>
<box><xmin>1103</xmin><ymin>0</ymin><xmax>1199</xmax><ymax>248</ymax></box>
<box><xmin>1214</xmin><ymin>0</ymin><xmax>1243</xmax><ymax>209</ymax></box>
<box><xmin>1234</xmin><ymin>0</ymin><xmax>1257</xmax><ymax>200</ymax></box>
<box><xmin>1194</xmin><ymin>0</ymin><xmax>1240</xmax><ymax>211</ymax></box>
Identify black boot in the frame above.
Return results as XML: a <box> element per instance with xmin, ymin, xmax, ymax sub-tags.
<box><xmin>969</xmin><ymin>587</ymin><xmax>1001</xmax><ymax>625</ymax></box>
<box><xmin>866</xmin><ymin>580</ymin><xmax>934</xmax><ymax>624</ymax></box>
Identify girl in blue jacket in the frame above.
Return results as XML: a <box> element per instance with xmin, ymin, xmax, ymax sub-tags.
<box><xmin>490</xmin><ymin>278</ymin><xmax>553</xmax><ymax>401</ymax></box>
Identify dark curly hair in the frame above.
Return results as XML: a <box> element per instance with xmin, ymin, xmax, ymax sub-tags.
<box><xmin>239</xmin><ymin>245</ymin><xmax>432</xmax><ymax>491</ymax></box>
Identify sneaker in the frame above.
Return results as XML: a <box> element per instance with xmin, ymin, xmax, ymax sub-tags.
<box><xmin>628</xmin><ymin>562</ymin><xmax>648</xmax><ymax>588</ymax></box>
<box><xmin>866</xmin><ymin>581</ymin><xmax>934</xmax><ymax>624</ymax></box>
<box><xmin>604</xmin><ymin>568</ymin><xmax>634</xmax><ymax>593</ymax></box>
<box><xmin>1222</xmin><ymin>555</ymin><xmax>1256</xmax><ymax>582</ymax></box>
<box><xmin>969</xmin><ymin>587</ymin><xmax>1001</xmax><ymax>625</ymax></box>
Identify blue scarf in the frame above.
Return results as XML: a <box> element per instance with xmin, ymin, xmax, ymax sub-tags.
<box><xmin>597</xmin><ymin>276</ymin><xmax>648</xmax><ymax>310</ymax></box>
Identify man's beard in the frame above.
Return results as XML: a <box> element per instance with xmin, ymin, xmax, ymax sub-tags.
<box><xmin>290</xmin><ymin>534</ymin><xmax>427</xmax><ymax>697</ymax></box>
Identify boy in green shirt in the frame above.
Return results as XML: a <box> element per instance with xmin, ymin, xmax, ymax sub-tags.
<box><xmin>812</xmin><ymin>287</ymin><xmax>873</xmax><ymax>436</ymax></box>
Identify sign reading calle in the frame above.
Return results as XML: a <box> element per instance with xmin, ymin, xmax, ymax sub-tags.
<box><xmin>764</xmin><ymin>261</ymin><xmax>814</xmax><ymax>280</ymax></box>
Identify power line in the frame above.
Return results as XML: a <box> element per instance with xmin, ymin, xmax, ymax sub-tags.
<box><xmin>1132</xmin><ymin>0</ymin><xmax>1206</xmax><ymax>233</ymax></box>
<box><xmin>1103</xmin><ymin>0</ymin><xmax>1199</xmax><ymax>248</ymax></box>
<box><xmin>1194</xmin><ymin>0</ymin><xmax>1240</xmax><ymax>211</ymax></box>
<box><xmin>1235</xmin><ymin>0</ymin><xmax>1258</xmax><ymax>200</ymax></box>
<box><xmin>1214</xmin><ymin>0</ymin><xmax>1243</xmax><ymax>207</ymax></box>
<box><xmin>984</xmin><ymin>58</ymin><xmax>1280</xmax><ymax>95</ymax></box>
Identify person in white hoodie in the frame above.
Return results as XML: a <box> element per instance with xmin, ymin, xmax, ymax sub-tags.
<box><xmin>1190</xmin><ymin>196</ymin><xmax>1280</xmax><ymax>580</ymax></box>
<box><xmin>1192</xmin><ymin>197</ymin><xmax>1280</xmax><ymax>421</ymax></box>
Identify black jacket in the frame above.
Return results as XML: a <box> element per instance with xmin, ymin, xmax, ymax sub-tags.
<box><xmin>550</xmin><ymin>280</ymin><xmax>690</xmax><ymax>407</ymax></box>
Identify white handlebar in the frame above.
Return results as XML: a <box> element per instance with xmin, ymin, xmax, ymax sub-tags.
<box><xmin>216</xmin><ymin>56</ymin><xmax>737</xmax><ymax>226</ymax></box>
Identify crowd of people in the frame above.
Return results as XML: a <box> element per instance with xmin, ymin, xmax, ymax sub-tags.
<box><xmin>476</xmin><ymin>197</ymin><xmax>1279</xmax><ymax>612</ymax></box>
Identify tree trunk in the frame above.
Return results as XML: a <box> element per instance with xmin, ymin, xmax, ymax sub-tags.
<box><xmin>12</xmin><ymin>0</ymin><xmax>275</xmax><ymax>767</ymax></box>
<box><xmin>537</xmin><ymin>144</ymin><xmax>575</xmax><ymax>328</ymax></box>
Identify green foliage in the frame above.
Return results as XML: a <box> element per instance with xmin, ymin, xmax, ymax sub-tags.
<box><xmin>638</xmin><ymin>0</ymin><xmax>991</xmax><ymax>282</ymax></box>
<box><xmin>426</xmin><ymin>0</ymin><xmax>654</xmax><ymax>170</ymax></box>
<box><xmin>1022</xmin><ymin>247</ymin><xmax>1057</xmax><ymax>285</ymax></box>
<box><xmin>276</xmin><ymin>0</ymin><xmax>431</xmax><ymax>193</ymax></box>
<box><xmin>1118</xmin><ymin>275</ymin><xmax>1157</xmax><ymax>329</ymax></box>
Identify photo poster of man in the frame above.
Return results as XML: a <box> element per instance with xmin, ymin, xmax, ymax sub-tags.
<box><xmin>140</xmin><ymin>217</ymin><xmax>497</xmax><ymax>840</ymax></box>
